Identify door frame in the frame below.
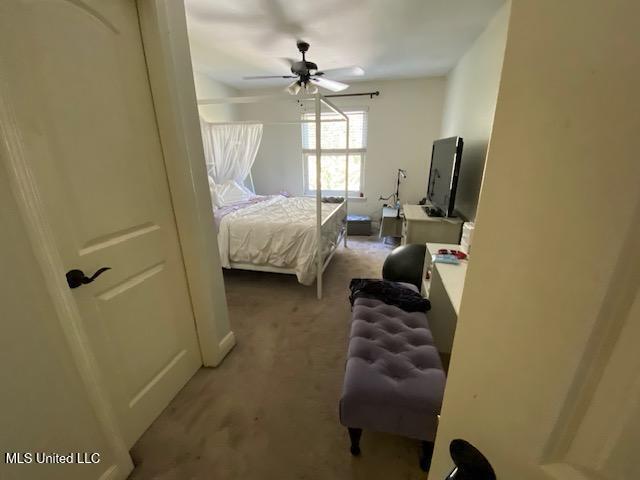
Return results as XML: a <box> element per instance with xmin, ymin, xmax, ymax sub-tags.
<box><xmin>0</xmin><ymin>0</ymin><xmax>233</xmax><ymax>470</ymax></box>
<box><xmin>137</xmin><ymin>0</ymin><xmax>236</xmax><ymax>367</ymax></box>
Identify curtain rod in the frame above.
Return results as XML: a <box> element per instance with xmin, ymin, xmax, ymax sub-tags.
<box><xmin>197</xmin><ymin>92</ymin><xmax>380</xmax><ymax>106</ymax></box>
<box><xmin>324</xmin><ymin>91</ymin><xmax>380</xmax><ymax>99</ymax></box>
<box><xmin>203</xmin><ymin>119</ymin><xmax>345</xmax><ymax>126</ymax></box>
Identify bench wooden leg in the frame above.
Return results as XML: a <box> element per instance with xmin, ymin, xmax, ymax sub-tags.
<box><xmin>348</xmin><ymin>428</ymin><xmax>362</xmax><ymax>456</ymax></box>
<box><xmin>419</xmin><ymin>441</ymin><xmax>434</xmax><ymax>471</ymax></box>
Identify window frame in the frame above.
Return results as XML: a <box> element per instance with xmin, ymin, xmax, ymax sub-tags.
<box><xmin>301</xmin><ymin>107</ymin><xmax>368</xmax><ymax>197</ymax></box>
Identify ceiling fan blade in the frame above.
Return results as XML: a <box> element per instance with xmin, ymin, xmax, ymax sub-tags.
<box><xmin>280</xmin><ymin>57</ymin><xmax>299</xmax><ymax>66</ymax></box>
<box><xmin>310</xmin><ymin>77</ymin><xmax>349</xmax><ymax>92</ymax></box>
<box><xmin>186</xmin><ymin>5</ymin><xmax>264</xmax><ymax>25</ymax></box>
<box><xmin>243</xmin><ymin>75</ymin><xmax>297</xmax><ymax>80</ymax></box>
<box><xmin>315</xmin><ymin>66</ymin><xmax>365</xmax><ymax>78</ymax></box>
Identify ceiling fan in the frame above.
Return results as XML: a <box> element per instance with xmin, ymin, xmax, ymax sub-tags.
<box><xmin>243</xmin><ymin>40</ymin><xmax>364</xmax><ymax>95</ymax></box>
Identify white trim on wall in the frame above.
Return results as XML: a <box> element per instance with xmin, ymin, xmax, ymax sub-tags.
<box><xmin>138</xmin><ymin>0</ymin><xmax>235</xmax><ymax>367</ymax></box>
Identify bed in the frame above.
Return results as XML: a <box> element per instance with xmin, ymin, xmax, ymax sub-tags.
<box><xmin>215</xmin><ymin>194</ymin><xmax>347</xmax><ymax>285</ymax></box>
<box><xmin>201</xmin><ymin>92</ymin><xmax>352</xmax><ymax>299</ymax></box>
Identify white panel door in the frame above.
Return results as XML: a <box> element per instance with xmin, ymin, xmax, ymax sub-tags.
<box><xmin>0</xmin><ymin>0</ymin><xmax>201</xmax><ymax>447</ymax></box>
<box><xmin>428</xmin><ymin>0</ymin><xmax>640</xmax><ymax>478</ymax></box>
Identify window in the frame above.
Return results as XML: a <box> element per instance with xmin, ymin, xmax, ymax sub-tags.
<box><xmin>301</xmin><ymin>109</ymin><xmax>367</xmax><ymax>196</ymax></box>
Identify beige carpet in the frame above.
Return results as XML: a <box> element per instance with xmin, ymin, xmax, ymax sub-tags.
<box><xmin>129</xmin><ymin>236</ymin><xmax>429</xmax><ymax>479</ymax></box>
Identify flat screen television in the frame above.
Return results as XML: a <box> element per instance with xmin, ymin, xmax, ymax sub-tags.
<box><xmin>426</xmin><ymin>136</ymin><xmax>463</xmax><ymax>217</ymax></box>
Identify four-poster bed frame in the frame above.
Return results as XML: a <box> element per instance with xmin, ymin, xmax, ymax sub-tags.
<box><xmin>198</xmin><ymin>93</ymin><xmax>350</xmax><ymax>299</ymax></box>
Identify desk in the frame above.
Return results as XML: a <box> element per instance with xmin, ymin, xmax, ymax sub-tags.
<box><xmin>422</xmin><ymin>242</ymin><xmax>468</xmax><ymax>353</ymax></box>
<box><xmin>379</xmin><ymin>207</ymin><xmax>403</xmax><ymax>238</ymax></box>
<box><xmin>402</xmin><ymin>204</ymin><xmax>463</xmax><ymax>245</ymax></box>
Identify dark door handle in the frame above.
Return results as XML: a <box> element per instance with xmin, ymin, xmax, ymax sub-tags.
<box><xmin>445</xmin><ymin>439</ymin><xmax>495</xmax><ymax>480</ymax></box>
<box><xmin>66</xmin><ymin>267</ymin><xmax>111</xmax><ymax>289</ymax></box>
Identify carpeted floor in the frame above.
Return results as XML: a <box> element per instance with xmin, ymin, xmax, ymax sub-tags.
<box><xmin>129</xmin><ymin>236</ymin><xmax>429</xmax><ymax>479</ymax></box>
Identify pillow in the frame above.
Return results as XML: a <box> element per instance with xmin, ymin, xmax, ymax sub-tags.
<box><xmin>212</xmin><ymin>180</ymin><xmax>254</xmax><ymax>207</ymax></box>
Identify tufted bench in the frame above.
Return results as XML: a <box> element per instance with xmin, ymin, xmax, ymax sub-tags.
<box><xmin>339</xmin><ymin>295</ymin><xmax>446</xmax><ymax>469</ymax></box>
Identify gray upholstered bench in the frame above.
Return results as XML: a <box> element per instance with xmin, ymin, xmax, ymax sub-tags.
<box><xmin>339</xmin><ymin>296</ymin><xmax>446</xmax><ymax>469</ymax></box>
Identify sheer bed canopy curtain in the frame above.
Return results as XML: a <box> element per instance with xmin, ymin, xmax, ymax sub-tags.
<box><xmin>200</xmin><ymin>118</ymin><xmax>263</xmax><ymax>185</ymax></box>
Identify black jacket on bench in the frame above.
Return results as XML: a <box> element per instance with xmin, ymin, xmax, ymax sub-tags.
<box><xmin>348</xmin><ymin>279</ymin><xmax>431</xmax><ymax>313</ymax></box>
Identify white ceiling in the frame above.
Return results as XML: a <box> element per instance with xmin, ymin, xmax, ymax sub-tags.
<box><xmin>185</xmin><ymin>0</ymin><xmax>505</xmax><ymax>89</ymax></box>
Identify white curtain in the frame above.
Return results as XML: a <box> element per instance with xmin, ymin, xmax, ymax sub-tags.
<box><xmin>200</xmin><ymin>118</ymin><xmax>263</xmax><ymax>184</ymax></box>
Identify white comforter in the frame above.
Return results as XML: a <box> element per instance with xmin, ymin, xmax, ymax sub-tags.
<box><xmin>217</xmin><ymin>196</ymin><xmax>344</xmax><ymax>285</ymax></box>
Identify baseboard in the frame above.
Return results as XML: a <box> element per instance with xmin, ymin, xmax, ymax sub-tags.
<box><xmin>216</xmin><ymin>330</ymin><xmax>236</xmax><ymax>365</ymax></box>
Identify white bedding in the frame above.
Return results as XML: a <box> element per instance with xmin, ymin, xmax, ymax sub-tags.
<box><xmin>217</xmin><ymin>195</ymin><xmax>345</xmax><ymax>285</ymax></box>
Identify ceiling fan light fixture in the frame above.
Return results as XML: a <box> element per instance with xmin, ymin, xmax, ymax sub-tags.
<box><xmin>287</xmin><ymin>80</ymin><xmax>301</xmax><ymax>95</ymax></box>
<box><xmin>305</xmin><ymin>82</ymin><xmax>318</xmax><ymax>94</ymax></box>
<box><xmin>248</xmin><ymin>41</ymin><xmax>362</xmax><ymax>94</ymax></box>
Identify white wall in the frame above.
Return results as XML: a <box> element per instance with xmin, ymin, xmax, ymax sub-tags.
<box><xmin>440</xmin><ymin>2</ymin><xmax>510</xmax><ymax>221</ymax></box>
<box><xmin>237</xmin><ymin>78</ymin><xmax>447</xmax><ymax>219</ymax></box>
<box><xmin>193</xmin><ymin>71</ymin><xmax>239</xmax><ymax>122</ymax></box>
